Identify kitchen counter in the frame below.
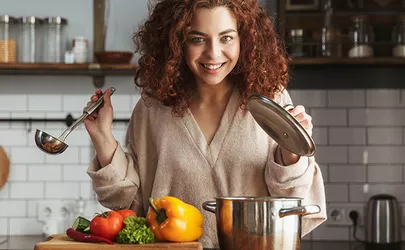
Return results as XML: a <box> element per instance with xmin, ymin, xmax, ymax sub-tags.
<box><xmin>1</xmin><ymin>236</ymin><xmax>404</xmax><ymax>250</ymax></box>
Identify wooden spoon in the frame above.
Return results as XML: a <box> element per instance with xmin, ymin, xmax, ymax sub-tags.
<box><xmin>0</xmin><ymin>146</ymin><xmax>10</xmax><ymax>189</ymax></box>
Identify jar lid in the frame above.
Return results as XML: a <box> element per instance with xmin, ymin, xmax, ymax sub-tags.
<box><xmin>0</xmin><ymin>15</ymin><xmax>18</xmax><ymax>24</ymax></box>
<box><xmin>43</xmin><ymin>16</ymin><xmax>68</xmax><ymax>25</ymax></box>
<box><xmin>18</xmin><ymin>16</ymin><xmax>43</xmax><ymax>24</ymax></box>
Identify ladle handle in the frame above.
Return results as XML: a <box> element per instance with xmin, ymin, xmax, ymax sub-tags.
<box><xmin>59</xmin><ymin>87</ymin><xmax>116</xmax><ymax>141</ymax></box>
<box><xmin>84</xmin><ymin>87</ymin><xmax>116</xmax><ymax>115</ymax></box>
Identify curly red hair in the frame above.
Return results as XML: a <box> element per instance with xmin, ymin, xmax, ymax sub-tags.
<box><xmin>134</xmin><ymin>0</ymin><xmax>289</xmax><ymax>116</ymax></box>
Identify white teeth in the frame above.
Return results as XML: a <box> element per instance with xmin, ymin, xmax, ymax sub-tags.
<box><xmin>203</xmin><ymin>63</ymin><xmax>223</xmax><ymax>70</ymax></box>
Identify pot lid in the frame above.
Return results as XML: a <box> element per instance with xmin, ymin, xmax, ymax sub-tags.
<box><xmin>247</xmin><ymin>93</ymin><xmax>316</xmax><ymax>157</ymax></box>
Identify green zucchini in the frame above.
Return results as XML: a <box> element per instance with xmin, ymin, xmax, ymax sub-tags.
<box><xmin>72</xmin><ymin>216</ymin><xmax>91</xmax><ymax>233</ymax></box>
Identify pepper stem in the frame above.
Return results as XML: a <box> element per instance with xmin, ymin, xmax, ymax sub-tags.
<box><xmin>149</xmin><ymin>197</ymin><xmax>160</xmax><ymax>214</ymax></box>
<box><xmin>149</xmin><ymin>197</ymin><xmax>168</xmax><ymax>224</ymax></box>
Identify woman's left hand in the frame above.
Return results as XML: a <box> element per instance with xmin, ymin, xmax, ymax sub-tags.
<box><xmin>277</xmin><ymin>105</ymin><xmax>313</xmax><ymax>166</ymax></box>
<box><xmin>288</xmin><ymin>105</ymin><xmax>313</xmax><ymax>136</ymax></box>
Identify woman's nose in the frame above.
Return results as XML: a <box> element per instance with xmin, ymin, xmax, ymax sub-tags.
<box><xmin>205</xmin><ymin>41</ymin><xmax>221</xmax><ymax>60</ymax></box>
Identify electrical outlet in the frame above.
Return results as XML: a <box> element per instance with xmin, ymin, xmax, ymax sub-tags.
<box><xmin>37</xmin><ymin>200</ymin><xmax>75</xmax><ymax>222</ymax></box>
<box><xmin>327</xmin><ymin>204</ymin><xmax>365</xmax><ymax>226</ymax></box>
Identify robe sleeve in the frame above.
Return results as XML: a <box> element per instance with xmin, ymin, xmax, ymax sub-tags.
<box><xmin>86</xmin><ymin>104</ymin><xmax>144</xmax><ymax>216</ymax></box>
<box><xmin>264</xmin><ymin>90</ymin><xmax>327</xmax><ymax>236</ymax></box>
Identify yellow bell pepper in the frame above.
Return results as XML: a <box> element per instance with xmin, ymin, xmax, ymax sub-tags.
<box><xmin>146</xmin><ymin>196</ymin><xmax>204</xmax><ymax>242</ymax></box>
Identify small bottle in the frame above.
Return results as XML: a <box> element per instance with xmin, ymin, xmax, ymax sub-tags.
<box><xmin>348</xmin><ymin>15</ymin><xmax>374</xmax><ymax>58</ymax></box>
<box><xmin>72</xmin><ymin>37</ymin><xmax>88</xmax><ymax>63</ymax></box>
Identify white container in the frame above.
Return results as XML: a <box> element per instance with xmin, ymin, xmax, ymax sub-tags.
<box><xmin>72</xmin><ymin>36</ymin><xmax>88</xmax><ymax>63</ymax></box>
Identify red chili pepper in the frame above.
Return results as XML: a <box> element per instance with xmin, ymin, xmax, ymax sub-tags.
<box><xmin>66</xmin><ymin>228</ymin><xmax>114</xmax><ymax>244</ymax></box>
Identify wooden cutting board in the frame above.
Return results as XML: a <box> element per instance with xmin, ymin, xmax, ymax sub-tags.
<box><xmin>34</xmin><ymin>234</ymin><xmax>203</xmax><ymax>250</ymax></box>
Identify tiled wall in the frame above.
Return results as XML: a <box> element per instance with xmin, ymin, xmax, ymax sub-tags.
<box><xmin>1</xmin><ymin>86</ymin><xmax>405</xmax><ymax>239</ymax></box>
<box><xmin>290</xmin><ymin>89</ymin><xmax>405</xmax><ymax>241</ymax></box>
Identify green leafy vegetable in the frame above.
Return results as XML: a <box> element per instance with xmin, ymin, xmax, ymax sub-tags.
<box><xmin>116</xmin><ymin>216</ymin><xmax>155</xmax><ymax>244</ymax></box>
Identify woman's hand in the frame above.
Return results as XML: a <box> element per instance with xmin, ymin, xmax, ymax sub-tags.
<box><xmin>277</xmin><ymin>105</ymin><xmax>313</xmax><ymax>166</ymax></box>
<box><xmin>83</xmin><ymin>87</ymin><xmax>117</xmax><ymax>167</ymax></box>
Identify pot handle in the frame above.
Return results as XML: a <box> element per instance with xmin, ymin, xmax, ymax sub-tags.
<box><xmin>202</xmin><ymin>201</ymin><xmax>216</xmax><ymax>213</ymax></box>
<box><xmin>279</xmin><ymin>205</ymin><xmax>320</xmax><ymax>218</ymax></box>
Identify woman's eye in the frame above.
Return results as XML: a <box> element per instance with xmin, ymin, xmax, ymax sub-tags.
<box><xmin>189</xmin><ymin>37</ymin><xmax>205</xmax><ymax>43</ymax></box>
<box><xmin>221</xmin><ymin>36</ymin><xmax>233</xmax><ymax>42</ymax></box>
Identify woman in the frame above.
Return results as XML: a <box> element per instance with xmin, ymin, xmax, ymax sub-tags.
<box><xmin>84</xmin><ymin>0</ymin><xmax>327</xmax><ymax>247</ymax></box>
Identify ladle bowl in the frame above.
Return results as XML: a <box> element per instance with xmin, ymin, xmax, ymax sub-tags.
<box><xmin>35</xmin><ymin>87</ymin><xmax>115</xmax><ymax>155</ymax></box>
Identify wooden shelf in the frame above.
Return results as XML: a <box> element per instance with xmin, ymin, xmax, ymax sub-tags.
<box><xmin>290</xmin><ymin>57</ymin><xmax>405</xmax><ymax>66</ymax></box>
<box><xmin>0</xmin><ymin>63</ymin><xmax>136</xmax><ymax>76</ymax></box>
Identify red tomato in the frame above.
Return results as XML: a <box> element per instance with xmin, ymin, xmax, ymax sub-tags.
<box><xmin>116</xmin><ymin>209</ymin><xmax>137</xmax><ymax>220</ymax></box>
<box><xmin>90</xmin><ymin>211</ymin><xmax>123</xmax><ymax>241</ymax></box>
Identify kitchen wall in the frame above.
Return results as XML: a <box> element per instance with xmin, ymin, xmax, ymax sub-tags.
<box><xmin>1</xmin><ymin>0</ymin><xmax>405</xmax><ymax>242</ymax></box>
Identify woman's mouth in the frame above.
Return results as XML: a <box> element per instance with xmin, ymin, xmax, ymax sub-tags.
<box><xmin>200</xmin><ymin>63</ymin><xmax>226</xmax><ymax>74</ymax></box>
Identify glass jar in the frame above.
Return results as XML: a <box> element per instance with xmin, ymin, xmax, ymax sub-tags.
<box><xmin>348</xmin><ymin>15</ymin><xmax>374</xmax><ymax>58</ymax></box>
<box><xmin>42</xmin><ymin>17</ymin><xmax>68</xmax><ymax>63</ymax></box>
<box><xmin>0</xmin><ymin>15</ymin><xmax>18</xmax><ymax>63</ymax></box>
<box><xmin>392</xmin><ymin>15</ymin><xmax>405</xmax><ymax>57</ymax></box>
<box><xmin>18</xmin><ymin>16</ymin><xmax>43</xmax><ymax>63</ymax></box>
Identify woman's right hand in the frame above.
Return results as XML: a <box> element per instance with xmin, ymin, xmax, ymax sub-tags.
<box><xmin>83</xmin><ymin>87</ymin><xmax>118</xmax><ymax>167</ymax></box>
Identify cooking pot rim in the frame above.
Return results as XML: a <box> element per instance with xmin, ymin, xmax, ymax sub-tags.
<box><xmin>213</xmin><ymin>196</ymin><xmax>303</xmax><ymax>201</ymax></box>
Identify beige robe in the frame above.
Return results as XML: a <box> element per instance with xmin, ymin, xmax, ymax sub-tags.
<box><xmin>87</xmin><ymin>89</ymin><xmax>327</xmax><ymax>248</ymax></box>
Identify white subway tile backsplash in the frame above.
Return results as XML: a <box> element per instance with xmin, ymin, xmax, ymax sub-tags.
<box><xmin>10</xmin><ymin>147</ymin><xmax>44</xmax><ymax>164</ymax></box>
<box><xmin>9</xmin><ymin>218</ymin><xmax>42</xmax><ymax>235</ymax></box>
<box><xmin>368</xmin><ymin>127</ymin><xmax>403</xmax><ymax>145</ymax></box>
<box><xmin>27</xmin><ymin>200</ymin><xmax>38</xmax><ymax>217</ymax></box>
<box><xmin>349</xmin><ymin>146</ymin><xmax>405</xmax><ymax>164</ymax></box>
<box><xmin>63</xmin><ymin>165</ymin><xmax>91</xmax><ymax>181</ymax></box>
<box><xmin>312</xmin><ymin>127</ymin><xmax>328</xmax><ymax>145</ymax></box>
<box><xmin>0</xmin><ymin>183</ymin><xmax>9</xmax><ymax>199</ymax></box>
<box><xmin>311</xmin><ymin>109</ymin><xmax>347</xmax><ymax>126</ymax></box>
<box><xmin>111</xmin><ymin>95</ymin><xmax>132</xmax><ymax>112</ymax></box>
<box><xmin>62</xmin><ymin>95</ymin><xmax>89</xmax><ymax>112</ymax></box>
<box><xmin>8</xmin><ymin>165</ymin><xmax>27</xmax><ymax>181</ymax></box>
<box><xmin>368</xmin><ymin>165</ymin><xmax>402</xmax><ymax>183</ymax></box>
<box><xmin>328</xmin><ymin>90</ymin><xmax>365</xmax><ymax>107</ymax></box>
<box><xmin>349</xmin><ymin>184</ymin><xmax>405</xmax><ymax>202</ymax></box>
<box><xmin>0</xmin><ymin>201</ymin><xmax>26</xmax><ymax>217</ymax></box>
<box><xmin>329</xmin><ymin>165</ymin><xmax>366</xmax><ymax>183</ymax></box>
<box><xmin>0</xmin><ymin>130</ymin><xmax>28</xmax><ymax>146</ymax></box>
<box><xmin>80</xmin><ymin>147</ymin><xmax>94</xmax><ymax>164</ymax></box>
<box><xmin>131</xmin><ymin>94</ymin><xmax>142</xmax><ymax>108</ymax></box>
<box><xmin>315</xmin><ymin>146</ymin><xmax>348</xmax><ymax>164</ymax></box>
<box><xmin>289</xmin><ymin>90</ymin><xmax>326</xmax><ymax>108</ymax></box>
<box><xmin>329</xmin><ymin>128</ymin><xmax>366</xmax><ymax>145</ymax></box>
<box><xmin>10</xmin><ymin>183</ymin><xmax>44</xmax><ymax>199</ymax></box>
<box><xmin>349</xmin><ymin>109</ymin><xmax>405</xmax><ymax>126</ymax></box>
<box><xmin>325</xmin><ymin>184</ymin><xmax>349</xmax><ymax>202</ymax></box>
<box><xmin>45</xmin><ymin>147</ymin><xmax>80</xmax><ymax>164</ymax></box>
<box><xmin>318</xmin><ymin>164</ymin><xmax>328</xmax><ymax>182</ymax></box>
<box><xmin>0</xmin><ymin>218</ymin><xmax>7</xmax><ymax>235</ymax></box>
<box><xmin>28</xmin><ymin>95</ymin><xmax>62</xmax><ymax>111</ymax></box>
<box><xmin>45</xmin><ymin>183</ymin><xmax>80</xmax><ymax>199</ymax></box>
<box><xmin>64</xmin><ymin>129</ymin><xmax>92</xmax><ymax>147</ymax></box>
<box><xmin>28</xmin><ymin>165</ymin><xmax>62</xmax><ymax>181</ymax></box>
<box><xmin>11</xmin><ymin>112</ymin><xmax>45</xmax><ymax>129</ymax></box>
<box><xmin>366</xmin><ymin>89</ymin><xmax>401</xmax><ymax>107</ymax></box>
<box><xmin>312</xmin><ymin>224</ymin><xmax>350</xmax><ymax>240</ymax></box>
<box><xmin>80</xmin><ymin>182</ymin><xmax>96</xmax><ymax>199</ymax></box>
<box><xmin>0</xmin><ymin>95</ymin><xmax>27</xmax><ymax>111</ymax></box>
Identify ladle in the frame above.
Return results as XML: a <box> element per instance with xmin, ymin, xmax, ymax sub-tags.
<box><xmin>35</xmin><ymin>87</ymin><xmax>116</xmax><ymax>155</ymax></box>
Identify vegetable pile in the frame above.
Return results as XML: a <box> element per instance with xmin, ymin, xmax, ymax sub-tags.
<box><xmin>66</xmin><ymin>196</ymin><xmax>204</xmax><ymax>245</ymax></box>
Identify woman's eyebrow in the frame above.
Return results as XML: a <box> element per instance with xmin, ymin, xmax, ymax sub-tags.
<box><xmin>188</xmin><ymin>29</ymin><xmax>237</xmax><ymax>36</ymax></box>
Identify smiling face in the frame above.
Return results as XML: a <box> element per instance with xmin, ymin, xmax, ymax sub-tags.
<box><xmin>185</xmin><ymin>7</ymin><xmax>240</xmax><ymax>87</ymax></box>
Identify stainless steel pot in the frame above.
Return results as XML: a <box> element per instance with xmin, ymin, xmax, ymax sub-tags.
<box><xmin>202</xmin><ymin>196</ymin><xmax>320</xmax><ymax>250</ymax></box>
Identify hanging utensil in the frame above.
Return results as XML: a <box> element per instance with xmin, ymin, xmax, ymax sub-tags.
<box><xmin>247</xmin><ymin>93</ymin><xmax>316</xmax><ymax>157</ymax></box>
<box><xmin>0</xmin><ymin>146</ymin><xmax>10</xmax><ymax>189</ymax></box>
<box><xmin>35</xmin><ymin>87</ymin><xmax>115</xmax><ymax>155</ymax></box>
